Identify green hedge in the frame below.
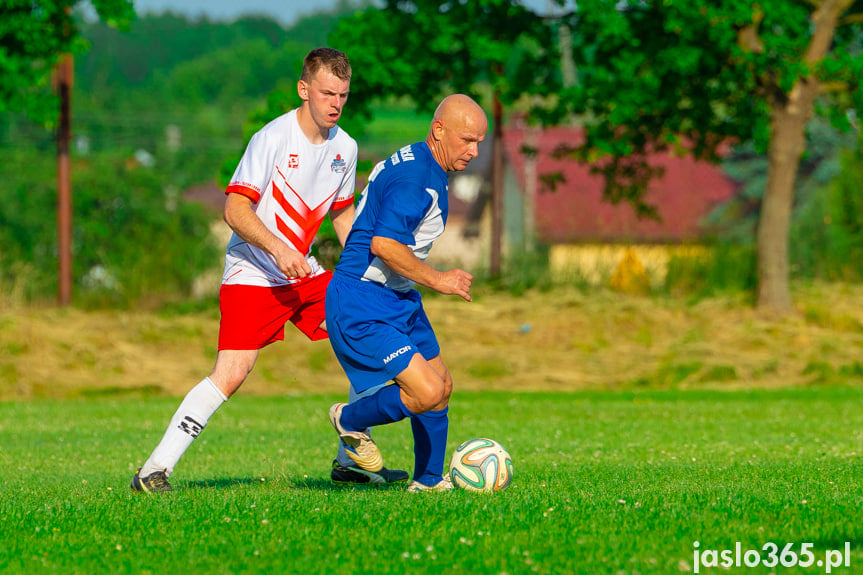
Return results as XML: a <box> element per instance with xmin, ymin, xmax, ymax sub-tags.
<box><xmin>0</xmin><ymin>151</ymin><xmax>218</xmax><ymax>307</ymax></box>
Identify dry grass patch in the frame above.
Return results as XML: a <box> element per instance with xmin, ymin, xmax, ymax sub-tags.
<box><xmin>1</xmin><ymin>282</ymin><xmax>861</xmax><ymax>399</ymax></box>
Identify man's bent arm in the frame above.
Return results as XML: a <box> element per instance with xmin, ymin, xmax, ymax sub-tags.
<box><xmin>371</xmin><ymin>236</ymin><xmax>472</xmax><ymax>301</ymax></box>
<box><xmin>224</xmin><ymin>192</ymin><xmax>311</xmax><ymax>277</ymax></box>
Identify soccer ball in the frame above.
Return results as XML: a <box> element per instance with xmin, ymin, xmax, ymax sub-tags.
<box><xmin>449</xmin><ymin>438</ymin><xmax>513</xmax><ymax>492</ymax></box>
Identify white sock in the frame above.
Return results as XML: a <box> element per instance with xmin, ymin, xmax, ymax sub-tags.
<box><xmin>140</xmin><ymin>377</ymin><xmax>227</xmax><ymax>477</ymax></box>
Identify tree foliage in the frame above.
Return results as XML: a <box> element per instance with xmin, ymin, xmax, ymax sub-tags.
<box><xmin>332</xmin><ymin>0</ymin><xmax>559</xmax><ymax>115</ymax></box>
<box><xmin>0</xmin><ymin>0</ymin><xmax>135</xmax><ymax>125</ymax></box>
<box><xmin>713</xmin><ymin>117</ymin><xmax>856</xmax><ymax>240</ymax></box>
<box><xmin>540</xmin><ymin>0</ymin><xmax>863</xmax><ymax>312</ymax></box>
<box><xmin>78</xmin><ymin>13</ymin><xmax>285</xmax><ymax>91</ymax></box>
<box><xmin>540</xmin><ymin>0</ymin><xmax>862</xmax><ymax>194</ymax></box>
<box><xmin>791</xmin><ymin>131</ymin><xmax>863</xmax><ymax>280</ymax></box>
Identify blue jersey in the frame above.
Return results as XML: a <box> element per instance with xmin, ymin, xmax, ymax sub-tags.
<box><xmin>335</xmin><ymin>141</ymin><xmax>449</xmax><ymax>292</ymax></box>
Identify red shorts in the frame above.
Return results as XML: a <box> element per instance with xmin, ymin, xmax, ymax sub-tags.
<box><xmin>218</xmin><ymin>271</ymin><xmax>331</xmax><ymax>350</ymax></box>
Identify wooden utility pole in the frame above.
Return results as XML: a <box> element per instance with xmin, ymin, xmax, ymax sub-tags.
<box><xmin>57</xmin><ymin>53</ymin><xmax>73</xmax><ymax>306</ymax></box>
<box><xmin>490</xmin><ymin>90</ymin><xmax>504</xmax><ymax>277</ymax></box>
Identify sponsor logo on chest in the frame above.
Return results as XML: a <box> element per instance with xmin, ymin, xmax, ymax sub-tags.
<box><xmin>287</xmin><ymin>154</ymin><xmax>300</xmax><ymax>169</ymax></box>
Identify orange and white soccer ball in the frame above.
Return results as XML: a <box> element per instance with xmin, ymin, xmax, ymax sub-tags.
<box><xmin>449</xmin><ymin>438</ymin><xmax>513</xmax><ymax>492</ymax></box>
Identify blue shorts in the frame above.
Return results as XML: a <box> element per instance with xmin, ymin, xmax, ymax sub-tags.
<box><xmin>325</xmin><ymin>273</ymin><xmax>440</xmax><ymax>393</ymax></box>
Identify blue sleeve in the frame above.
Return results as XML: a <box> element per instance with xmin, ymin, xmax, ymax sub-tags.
<box><xmin>372</xmin><ymin>174</ymin><xmax>433</xmax><ymax>246</ymax></box>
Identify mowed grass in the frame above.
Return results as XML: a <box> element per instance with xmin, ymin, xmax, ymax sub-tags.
<box><xmin>1</xmin><ymin>388</ymin><xmax>862</xmax><ymax>574</ymax></box>
<box><xmin>4</xmin><ymin>282</ymin><xmax>863</xmax><ymax>400</ymax></box>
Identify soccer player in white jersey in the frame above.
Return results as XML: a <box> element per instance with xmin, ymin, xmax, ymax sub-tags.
<box><xmin>325</xmin><ymin>94</ymin><xmax>488</xmax><ymax>492</ymax></box>
<box><xmin>131</xmin><ymin>48</ymin><xmax>408</xmax><ymax>493</ymax></box>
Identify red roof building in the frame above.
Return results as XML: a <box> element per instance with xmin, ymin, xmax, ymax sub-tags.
<box><xmin>502</xmin><ymin>125</ymin><xmax>737</xmax><ymax>244</ymax></box>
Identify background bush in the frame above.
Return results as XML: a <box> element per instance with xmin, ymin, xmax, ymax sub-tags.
<box><xmin>791</xmin><ymin>135</ymin><xmax>863</xmax><ymax>281</ymax></box>
<box><xmin>0</xmin><ymin>152</ymin><xmax>218</xmax><ymax>307</ymax></box>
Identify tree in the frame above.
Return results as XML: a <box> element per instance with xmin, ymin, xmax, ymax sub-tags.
<box><xmin>541</xmin><ymin>0</ymin><xmax>863</xmax><ymax>314</ymax></box>
<box><xmin>1</xmin><ymin>1</ymin><xmax>134</xmax><ymax>304</ymax></box>
<box><xmin>331</xmin><ymin>0</ymin><xmax>560</xmax><ymax>276</ymax></box>
<box><xmin>1</xmin><ymin>0</ymin><xmax>135</xmax><ymax>125</ymax></box>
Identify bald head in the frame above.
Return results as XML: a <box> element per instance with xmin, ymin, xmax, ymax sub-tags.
<box><xmin>433</xmin><ymin>94</ymin><xmax>486</xmax><ymax>127</ymax></box>
<box><xmin>426</xmin><ymin>94</ymin><xmax>488</xmax><ymax>172</ymax></box>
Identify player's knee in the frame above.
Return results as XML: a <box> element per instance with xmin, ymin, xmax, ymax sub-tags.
<box><xmin>210</xmin><ymin>367</ymin><xmax>250</xmax><ymax>398</ymax></box>
<box><xmin>442</xmin><ymin>371</ymin><xmax>453</xmax><ymax>399</ymax></box>
<box><xmin>426</xmin><ymin>379</ymin><xmax>451</xmax><ymax>411</ymax></box>
<box><xmin>440</xmin><ymin>384</ymin><xmax>452</xmax><ymax>408</ymax></box>
<box><xmin>424</xmin><ymin>369</ymin><xmax>452</xmax><ymax>410</ymax></box>
<box><xmin>411</xmin><ymin>380</ymin><xmax>446</xmax><ymax>414</ymax></box>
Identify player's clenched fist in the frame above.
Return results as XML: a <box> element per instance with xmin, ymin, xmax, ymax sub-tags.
<box><xmin>274</xmin><ymin>245</ymin><xmax>312</xmax><ymax>279</ymax></box>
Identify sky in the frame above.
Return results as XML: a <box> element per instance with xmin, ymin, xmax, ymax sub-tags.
<box><xmin>130</xmin><ymin>0</ymin><xmax>346</xmax><ymax>26</ymax></box>
<box><xmin>129</xmin><ymin>0</ymin><xmax>568</xmax><ymax>26</ymax></box>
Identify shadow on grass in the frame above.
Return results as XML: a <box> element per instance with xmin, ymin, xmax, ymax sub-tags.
<box><xmin>182</xmin><ymin>476</ymin><xmax>408</xmax><ymax>492</ymax></box>
<box><xmin>184</xmin><ymin>477</ymin><xmax>263</xmax><ymax>490</ymax></box>
<box><xmin>292</xmin><ymin>476</ymin><xmax>408</xmax><ymax>492</ymax></box>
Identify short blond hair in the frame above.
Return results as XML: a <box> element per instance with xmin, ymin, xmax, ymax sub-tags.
<box><xmin>301</xmin><ymin>47</ymin><xmax>351</xmax><ymax>82</ymax></box>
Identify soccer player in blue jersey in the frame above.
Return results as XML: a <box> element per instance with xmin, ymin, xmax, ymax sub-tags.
<box><xmin>325</xmin><ymin>94</ymin><xmax>488</xmax><ymax>491</ymax></box>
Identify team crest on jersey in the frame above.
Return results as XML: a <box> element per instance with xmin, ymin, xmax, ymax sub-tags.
<box><xmin>331</xmin><ymin>154</ymin><xmax>347</xmax><ymax>173</ymax></box>
<box><xmin>288</xmin><ymin>154</ymin><xmax>300</xmax><ymax>169</ymax></box>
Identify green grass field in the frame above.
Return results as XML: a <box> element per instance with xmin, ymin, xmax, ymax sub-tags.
<box><xmin>1</xmin><ymin>387</ymin><xmax>861</xmax><ymax>574</ymax></box>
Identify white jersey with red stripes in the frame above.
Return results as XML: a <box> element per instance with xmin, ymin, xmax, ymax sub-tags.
<box><xmin>221</xmin><ymin>109</ymin><xmax>357</xmax><ymax>287</ymax></box>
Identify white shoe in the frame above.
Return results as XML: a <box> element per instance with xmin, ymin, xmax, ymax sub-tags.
<box><xmin>407</xmin><ymin>475</ymin><xmax>454</xmax><ymax>493</ymax></box>
<box><xmin>328</xmin><ymin>403</ymin><xmax>383</xmax><ymax>472</ymax></box>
